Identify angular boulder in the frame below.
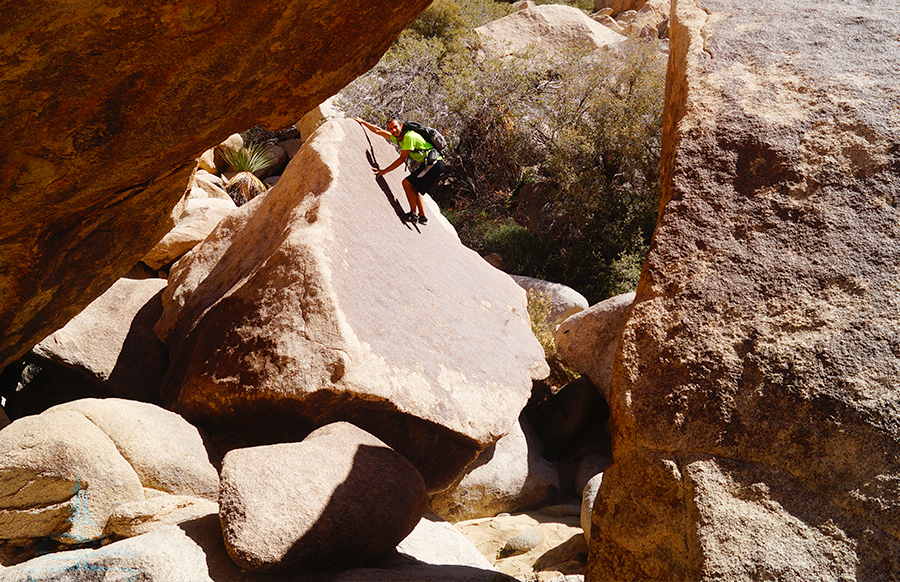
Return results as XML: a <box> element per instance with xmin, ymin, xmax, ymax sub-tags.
<box><xmin>142</xmin><ymin>197</ymin><xmax>237</xmax><ymax>270</ymax></box>
<box><xmin>31</xmin><ymin>277</ymin><xmax>168</xmax><ymax>402</ymax></box>
<box><xmin>0</xmin><ymin>0</ymin><xmax>433</xmax><ymax>372</ymax></box>
<box><xmin>588</xmin><ymin>0</ymin><xmax>900</xmax><ymax>580</ymax></box>
<box><xmin>554</xmin><ymin>291</ymin><xmax>634</xmax><ymax>400</ymax></box>
<box><xmin>476</xmin><ymin>4</ymin><xmax>625</xmax><ymax>59</ymax></box>
<box><xmin>429</xmin><ymin>417</ymin><xmax>559</xmax><ymax>522</ymax></box>
<box><xmin>219</xmin><ymin>422</ymin><xmax>428</xmax><ymax>572</ymax></box>
<box><xmin>103</xmin><ymin>493</ymin><xmax>219</xmax><ymax>539</ymax></box>
<box><xmin>156</xmin><ymin>118</ymin><xmax>548</xmax><ymax>491</ymax></box>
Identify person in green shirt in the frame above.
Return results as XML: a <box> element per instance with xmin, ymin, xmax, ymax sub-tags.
<box><xmin>355</xmin><ymin>117</ymin><xmax>444</xmax><ymax>225</ymax></box>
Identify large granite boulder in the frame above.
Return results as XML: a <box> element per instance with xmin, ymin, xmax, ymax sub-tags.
<box><xmin>509</xmin><ymin>275</ymin><xmax>588</xmax><ymax>323</ymax></box>
<box><xmin>142</xmin><ymin>197</ymin><xmax>238</xmax><ymax>270</ymax></box>
<box><xmin>0</xmin><ymin>0</ymin><xmax>432</xmax><ymax>372</ymax></box>
<box><xmin>30</xmin><ymin>278</ymin><xmax>168</xmax><ymax>402</ymax></box>
<box><xmin>156</xmin><ymin>118</ymin><xmax>548</xmax><ymax>491</ymax></box>
<box><xmin>476</xmin><ymin>3</ymin><xmax>625</xmax><ymax>59</ymax></box>
<box><xmin>587</xmin><ymin>0</ymin><xmax>900</xmax><ymax>580</ymax></box>
<box><xmin>219</xmin><ymin>422</ymin><xmax>427</xmax><ymax>572</ymax></box>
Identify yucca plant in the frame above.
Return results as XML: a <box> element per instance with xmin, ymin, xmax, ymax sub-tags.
<box><xmin>220</xmin><ymin>142</ymin><xmax>275</xmax><ymax>206</ymax></box>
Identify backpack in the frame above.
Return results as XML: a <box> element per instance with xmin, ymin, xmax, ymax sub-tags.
<box><xmin>402</xmin><ymin>121</ymin><xmax>447</xmax><ymax>153</ymax></box>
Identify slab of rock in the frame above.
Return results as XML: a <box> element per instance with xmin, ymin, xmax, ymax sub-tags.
<box><xmin>430</xmin><ymin>416</ymin><xmax>559</xmax><ymax>522</ymax></box>
<box><xmin>142</xmin><ymin>197</ymin><xmax>238</xmax><ymax>270</ymax></box>
<box><xmin>156</xmin><ymin>117</ymin><xmax>548</xmax><ymax>492</ymax></box>
<box><xmin>104</xmin><ymin>494</ymin><xmax>219</xmax><ymax>539</ymax></box>
<box><xmin>220</xmin><ymin>422</ymin><xmax>427</xmax><ymax>572</ymax></box>
<box><xmin>510</xmin><ymin>275</ymin><xmax>588</xmax><ymax>323</ymax></box>
<box><xmin>554</xmin><ymin>292</ymin><xmax>634</xmax><ymax>400</ymax></box>
<box><xmin>30</xmin><ymin>278</ymin><xmax>168</xmax><ymax>402</ymax></box>
<box><xmin>0</xmin><ymin>410</ymin><xmax>144</xmax><ymax>544</ymax></box>
<box><xmin>588</xmin><ymin>0</ymin><xmax>900</xmax><ymax>580</ymax></box>
<box><xmin>0</xmin><ymin>0</ymin><xmax>433</xmax><ymax>373</ymax></box>
<box><xmin>594</xmin><ymin>0</ymin><xmax>648</xmax><ymax>16</ymax></box>
<box><xmin>476</xmin><ymin>4</ymin><xmax>625</xmax><ymax>59</ymax></box>
<box><xmin>48</xmin><ymin>398</ymin><xmax>220</xmax><ymax>500</ymax></box>
<box><xmin>396</xmin><ymin>513</ymin><xmax>496</xmax><ymax>571</ymax></box>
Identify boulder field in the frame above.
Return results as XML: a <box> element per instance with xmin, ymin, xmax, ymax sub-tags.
<box><xmin>587</xmin><ymin>0</ymin><xmax>900</xmax><ymax>580</ymax></box>
<box><xmin>0</xmin><ymin>0</ymin><xmax>431</xmax><ymax>373</ymax></box>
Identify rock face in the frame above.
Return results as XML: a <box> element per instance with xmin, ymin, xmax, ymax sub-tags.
<box><xmin>156</xmin><ymin>118</ymin><xmax>548</xmax><ymax>492</ymax></box>
<box><xmin>31</xmin><ymin>278</ymin><xmax>169</xmax><ymax>402</ymax></box>
<box><xmin>219</xmin><ymin>422</ymin><xmax>428</xmax><ymax>572</ymax></box>
<box><xmin>476</xmin><ymin>4</ymin><xmax>625</xmax><ymax>58</ymax></box>
<box><xmin>0</xmin><ymin>0</ymin><xmax>432</xmax><ymax>372</ymax></box>
<box><xmin>588</xmin><ymin>0</ymin><xmax>900</xmax><ymax>580</ymax></box>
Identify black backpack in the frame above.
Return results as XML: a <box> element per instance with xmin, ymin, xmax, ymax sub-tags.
<box><xmin>402</xmin><ymin>121</ymin><xmax>447</xmax><ymax>152</ymax></box>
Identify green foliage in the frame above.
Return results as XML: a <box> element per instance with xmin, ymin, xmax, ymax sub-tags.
<box><xmin>526</xmin><ymin>289</ymin><xmax>579</xmax><ymax>390</ymax></box>
<box><xmin>220</xmin><ymin>142</ymin><xmax>275</xmax><ymax>175</ymax></box>
<box><xmin>340</xmin><ymin>0</ymin><xmax>666</xmax><ymax>303</ymax></box>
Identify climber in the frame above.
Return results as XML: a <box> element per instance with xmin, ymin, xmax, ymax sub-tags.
<box><xmin>354</xmin><ymin>116</ymin><xmax>444</xmax><ymax>225</ymax></box>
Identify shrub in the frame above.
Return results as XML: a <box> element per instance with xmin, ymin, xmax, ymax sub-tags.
<box><xmin>526</xmin><ymin>289</ymin><xmax>578</xmax><ymax>390</ymax></box>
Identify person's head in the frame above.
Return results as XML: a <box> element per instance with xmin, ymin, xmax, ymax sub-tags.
<box><xmin>386</xmin><ymin>117</ymin><xmax>403</xmax><ymax>138</ymax></box>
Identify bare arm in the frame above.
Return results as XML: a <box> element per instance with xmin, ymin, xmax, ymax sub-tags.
<box><xmin>375</xmin><ymin>149</ymin><xmax>410</xmax><ymax>176</ymax></box>
<box><xmin>354</xmin><ymin>117</ymin><xmax>393</xmax><ymax>141</ymax></box>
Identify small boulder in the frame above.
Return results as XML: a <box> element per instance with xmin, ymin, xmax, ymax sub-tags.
<box><xmin>397</xmin><ymin>513</ymin><xmax>496</xmax><ymax>571</ymax></box>
<box><xmin>191</xmin><ymin>169</ymin><xmax>231</xmax><ymax>201</ymax></box>
<box><xmin>575</xmin><ymin>453</ymin><xmax>612</xmax><ymax>496</ymax></box>
<box><xmin>30</xmin><ymin>277</ymin><xmax>168</xmax><ymax>402</ymax></box>
<box><xmin>581</xmin><ymin>472</ymin><xmax>605</xmax><ymax>542</ymax></box>
<box><xmin>142</xmin><ymin>198</ymin><xmax>237</xmax><ymax>270</ymax></box>
<box><xmin>429</xmin><ymin>417</ymin><xmax>559</xmax><ymax>522</ymax></box>
<box><xmin>219</xmin><ymin>422</ymin><xmax>428</xmax><ymax>572</ymax></box>
<box><xmin>510</xmin><ymin>275</ymin><xmax>588</xmax><ymax>323</ymax></box>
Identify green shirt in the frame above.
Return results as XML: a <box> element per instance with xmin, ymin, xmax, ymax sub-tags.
<box><xmin>391</xmin><ymin>130</ymin><xmax>440</xmax><ymax>163</ymax></box>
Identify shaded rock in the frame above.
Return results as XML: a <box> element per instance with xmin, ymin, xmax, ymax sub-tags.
<box><xmin>104</xmin><ymin>494</ymin><xmax>219</xmax><ymax>538</ymax></box>
<box><xmin>219</xmin><ymin>422</ymin><xmax>427</xmax><ymax>572</ymax></box>
<box><xmin>396</xmin><ymin>513</ymin><xmax>495</xmax><ymax>571</ymax></box>
<box><xmin>0</xmin><ymin>0</ymin><xmax>433</xmax><ymax>373</ymax></box>
<box><xmin>580</xmin><ymin>472</ymin><xmax>604</xmax><ymax>543</ymax></box>
<box><xmin>529</xmin><ymin>376</ymin><xmax>602</xmax><ymax>447</ymax></box>
<box><xmin>476</xmin><ymin>4</ymin><xmax>625</xmax><ymax>59</ymax></box>
<box><xmin>251</xmin><ymin>143</ymin><xmax>288</xmax><ymax>181</ymax></box>
<box><xmin>510</xmin><ymin>275</ymin><xmax>588</xmax><ymax>323</ymax></box>
<box><xmin>554</xmin><ymin>291</ymin><xmax>634</xmax><ymax>400</ymax></box>
<box><xmin>0</xmin><ymin>410</ymin><xmax>144</xmax><ymax>545</ymax></box>
<box><xmin>588</xmin><ymin>0</ymin><xmax>900</xmax><ymax>580</ymax></box>
<box><xmin>280</xmin><ymin>138</ymin><xmax>305</xmax><ymax>159</ymax></box>
<box><xmin>156</xmin><ymin>118</ymin><xmax>548</xmax><ymax>492</ymax></box>
<box><xmin>430</xmin><ymin>416</ymin><xmax>559</xmax><ymax>522</ymax></box>
<box><xmin>455</xmin><ymin>512</ymin><xmax>587</xmax><ymax>581</ymax></box>
<box><xmin>48</xmin><ymin>398</ymin><xmax>220</xmax><ymax>500</ymax></box>
<box><xmin>142</xmin><ymin>198</ymin><xmax>238</xmax><ymax>270</ymax></box>
<box><xmin>574</xmin><ymin>454</ymin><xmax>611</xmax><ymax>497</ymax></box>
<box><xmin>31</xmin><ymin>278</ymin><xmax>168</xmax><ymax>402</ymax></box>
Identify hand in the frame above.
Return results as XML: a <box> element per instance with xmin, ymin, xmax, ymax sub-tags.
<box><xmin>372</xmin><ymin>167</ymin><xmax>383</xmax><ymax>176</ymax></box>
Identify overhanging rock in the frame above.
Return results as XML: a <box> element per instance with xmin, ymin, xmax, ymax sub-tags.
<box><xmin>156</xmin><ymin>118</ymin><xmax>549</xmax><ymax>492</ymax></box>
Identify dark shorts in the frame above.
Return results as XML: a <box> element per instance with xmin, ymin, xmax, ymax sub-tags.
<box><xmin>405</xmin><ymin>159</ymin><xmax>444</xmax><ymax>194</ymax></box>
